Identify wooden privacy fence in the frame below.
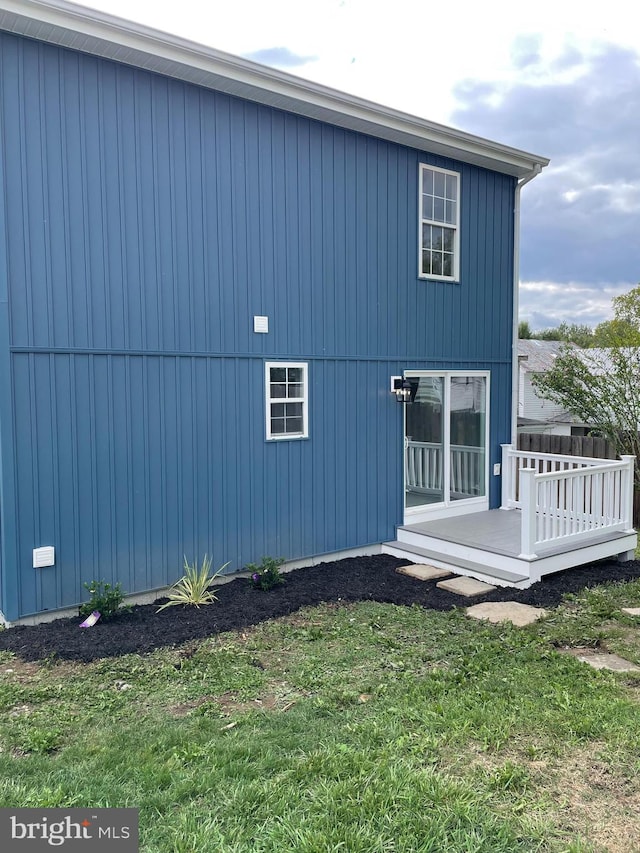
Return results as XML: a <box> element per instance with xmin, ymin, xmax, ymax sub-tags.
<box><xmin>518</xmin><ymin>433</ymin><xmax>616</xmax><ymax>460</ymax></box>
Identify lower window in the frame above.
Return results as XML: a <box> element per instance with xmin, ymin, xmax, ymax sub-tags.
<box><xmin>265</xmin><ymin>362</ymin><xmax>308</xmax><ymax>440</ymax></box>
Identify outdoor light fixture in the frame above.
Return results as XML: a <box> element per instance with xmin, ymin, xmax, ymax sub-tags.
<box><xmin>390</xmin><ymin>376</ymin><xmax>417</xmax><ymax>403</ymax></box>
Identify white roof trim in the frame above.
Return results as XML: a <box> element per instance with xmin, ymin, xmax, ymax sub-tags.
<box><xmin>0</xmin><ymin>0</ymin><xmax>549</xmax><ymax>178</ymax></box>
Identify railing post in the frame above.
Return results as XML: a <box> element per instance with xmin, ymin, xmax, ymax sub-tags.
<box><xmin>519</xmin><ymin>467</ymin><xmax>537</xmax><ymax>558</ymax></box>
<box><xmin>621</xmin><ymin>455</ymin><xmax>636</xmax><ymax>532</ymax></box>
<box><xmin>501</xmin><ymin>444</ymin><xmax>514</xmax><ymax>509</ymax></box>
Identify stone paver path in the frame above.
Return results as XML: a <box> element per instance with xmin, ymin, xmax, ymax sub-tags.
<box><xmin>436</xmin><ymin>576</ymin><xmax>496</xmax><ymax>597</ymax></box>
<box><xmin>396</xmin><ymin>564</ymin><xmax>452</xmax><ymax>581</ymax></box>
<box><xmin>565</xmin><ymin>648</ymin><xmax>640</xmax><ymax>672</ymax></box>
<box><xmin>466</xmin><ymin>601</ymin><xmax>547</xmax><ymax>627</ymax></box>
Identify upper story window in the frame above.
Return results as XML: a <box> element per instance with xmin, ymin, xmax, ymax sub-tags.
<box><xmin>265</xmin><ymin>362</ymin><xmax>308</xmax><ymax>440</ymax></box>
<box><xmin>419</xmin><ymin>165</ymin><xmax>460</xmax><ymax>282</ymax></box>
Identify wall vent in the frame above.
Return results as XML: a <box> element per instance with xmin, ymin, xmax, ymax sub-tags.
<box><xmin>33</xmin><ymin>546</ymin><xmax>55</xmax><ymax>568</ymax></box>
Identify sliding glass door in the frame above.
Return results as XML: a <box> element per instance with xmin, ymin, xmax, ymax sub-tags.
<box><xmin>404</xmin><ymin>372</ymin><xmax>488</xmax><ymax>516</ymax></box>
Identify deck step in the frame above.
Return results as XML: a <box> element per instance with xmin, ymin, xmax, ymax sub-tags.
<box><xmin>382</xmin><ymin>540</ymin><xmax>531</xmax><ymax>588</ymax></box>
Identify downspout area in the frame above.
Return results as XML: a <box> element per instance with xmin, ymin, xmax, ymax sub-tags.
<box><xmin>511</xmin><ymin>164</ymin><xmax>542</xmax><ymax>446</ymax></box>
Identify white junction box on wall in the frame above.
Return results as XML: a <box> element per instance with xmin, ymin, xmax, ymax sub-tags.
<box><xmin>33</xmin><ymin>546</ymin><xmax>55</xmax><ymax>568</ymax></box>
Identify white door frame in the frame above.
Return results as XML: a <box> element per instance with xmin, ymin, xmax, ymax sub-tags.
<box><xmin>403</xmin><ymin>370</ymin><xmax>490</xmax><ymax>524</ymax></box>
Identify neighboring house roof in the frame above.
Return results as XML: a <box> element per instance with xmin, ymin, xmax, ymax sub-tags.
<box><xmin>575</xmin><ymin>346</ymin><xmax>640</xmax><ymax>373</ymax></box>
<box><xmin>0</xmin><ymin>0</ymin><xmax>549</xmax><ymax>178</ymax></box>
<box><xmin>517</xmin><ymin>339</ymin><xmax>570</xmax><ymax>373</ymax></box>
<box><xmin>519</xmin><ymin>341</ymin><xmax>640</xmax><ymax>376</ymax></box>
<box><xmin>518</xmin><ymin>417</ymin><xmax>550</xmax><ymax>426</ymax></box>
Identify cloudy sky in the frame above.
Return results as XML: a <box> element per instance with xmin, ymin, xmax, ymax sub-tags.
<box><xmin>86</xmin><ymin>0</ymin><xmax>639</xmax><ymax>330</ymax></box>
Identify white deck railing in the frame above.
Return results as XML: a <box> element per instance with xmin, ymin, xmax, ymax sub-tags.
<box><xmin>501</xmin><ymin>444</ymin><xmax>635</xmax><ymax>557</ymax></box>
<box><xmin>406</xmin><ymin>441</ymin><xmax>484</xmax><ymax>499</ymax></box>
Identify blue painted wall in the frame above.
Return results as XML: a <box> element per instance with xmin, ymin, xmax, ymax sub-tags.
<box><xmin>0</xmin><ymin>32</ymin><xmax>515</xmax><ymax>619</ymax></box>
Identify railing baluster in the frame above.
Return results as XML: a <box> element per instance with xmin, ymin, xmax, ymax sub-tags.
<box><xmin>545</xmin><ymin>480</ymin><xmax>551</xmax><ymax>542</ymax></box>
<box><xmin>519</xmin><ymin>467</ymin><xmax>537</xmax><ymax>557</ymax></box>
<box><xmin>501</xmin><ymin>444</ymin><xmax>512</xmax><ymax>508</ymax></box>
<box><xmin>506</xmin><ymin>448</ymin><xmax>631</xmax><ymax>552</ymax></box>
<box><xmin>621</xmin><ymin>456</ymin><xmax>635</xmax><ymax>531</ymax></box>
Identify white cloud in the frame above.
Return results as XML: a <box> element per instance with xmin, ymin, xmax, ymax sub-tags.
<box><xmin>85</xmin><ymin>0</ymin><xmax>640</xmax><ymax>124</ymax></box>
<box><xmin>519</xmin><ymin>280</ymin><xmax>636</xmax><ymax>329</ymax></box>
<box><xmin>605</xmin><ymin>183</ymin><xmax>640</xmax><ymax>213</ymax></box>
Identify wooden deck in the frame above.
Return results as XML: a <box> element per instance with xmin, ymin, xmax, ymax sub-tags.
<box><xmin>383</xmin><ymin>508</ymin><xmax>637</xmax><ymax>589</ymax></box>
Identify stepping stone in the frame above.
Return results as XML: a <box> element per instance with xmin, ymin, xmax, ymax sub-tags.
<box><xmin>436</xmin><ymin>576</ymin><xmax>496</xmax><ymax>597</ymax></box>
<box><xmin>466</xmin><ymin>601</ymin><xmax>547</xmax><ymax>627</ymax></box>
<box><xmin>565</xmin><ymin>649</ymin><xmax>640</xmax><ymax>672</ymax></box>
<box><xmin>396</xmin><ymin>564</ymin><xmax>452</xmax><ymax>581</ymax></box>
<box><xmin>621</xmin><ymin>607</ymin><xmax>640</xmax><ymax>617</ymax></box>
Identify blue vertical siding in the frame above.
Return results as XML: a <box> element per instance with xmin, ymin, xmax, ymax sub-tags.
<box><xmin>0</xmin><ymin>31</ymin><xmax>515</xmax><ymax>619</ymax></box>
<box><xmin>2</xmin><ymin>36</ymin><xmax>515</xmax><ymax>360</ymax></box>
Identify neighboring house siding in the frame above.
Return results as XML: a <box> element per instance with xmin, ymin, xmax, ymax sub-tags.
<box><xmin>0</xmin><ymin>33</ymin><xmax>515</xmax><ymax>619</ymax></box>
<box><xmin>522</xmin><ymin>374</ymin><xmax>568</xmax><ymax>422</ymax></box>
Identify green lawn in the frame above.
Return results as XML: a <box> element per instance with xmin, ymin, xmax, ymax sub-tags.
<box><xmin>2</xmin><ymin>581</ymin><xmax>640</xmax><ymax>852</ymax></box>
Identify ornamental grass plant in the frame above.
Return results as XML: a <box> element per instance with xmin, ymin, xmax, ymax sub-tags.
<box><xmin>157</xmin><ymin>555</ymin><xmax>229</xmax><ymax>611</ymax></box>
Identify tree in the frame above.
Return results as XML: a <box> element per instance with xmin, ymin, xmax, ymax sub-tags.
<box><xmin>533</xmin><ymin>326</ymin><xmax>563</xmax><ymax>341</ymax></box>
<box><xmin>590</xmin><ymin>284</ymin><xmax>640</xmax><ymax>346</ymax></box>
<box><xmin>555</xmin><ymin>322</ymin><xmax>594</xmax><ymax>348</ymax></box>
<box><xmin>520</xmin><ymin>321</ymin><xmax>594</xmax><ymax>346</ymax></box>
<box><xmin>592</xmin><ymin>318</ymin><xmax>640</xmax><ymax>348</ymax></box>
<box><xmin>612</xmin><ymin>284</ymin><xmax>640</xmax><ymax>329</ymax></box>
<box><xmin>518</xmin><ymin>320</ymin><xmax>532</xmax><ymax>339</ymax></box>
<box><xmin>532</xmin><ymin>346</ymin><xmax>640</xmax><ymax>484</ymax></box>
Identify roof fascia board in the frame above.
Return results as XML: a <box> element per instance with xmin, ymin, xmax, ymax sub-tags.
<box><xmin>0</xmin><ymin>0</ymin><xmax>549</xmax><ymax>177</ymax></box>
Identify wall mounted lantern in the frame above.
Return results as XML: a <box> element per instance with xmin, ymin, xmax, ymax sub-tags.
<box><xmin>390</xmin><ymin>376</ymin><xmax>418</xmax><ymax>404</ymax></box>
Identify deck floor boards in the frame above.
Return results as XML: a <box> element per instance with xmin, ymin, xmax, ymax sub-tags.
<box><xmin>401</xmin><ymin>510</ymin><xmax>522</xmax><ymax>558</ymax></box>
<box><xmin>400</xmin><ymin>509</ymin><xmax>631</xmax><ymax>561</ymax></box>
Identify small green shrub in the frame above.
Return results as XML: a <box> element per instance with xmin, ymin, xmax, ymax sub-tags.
<box><xmin>248</xmin><ymin>556</ymin><xmax>285</xmax><ymax>591</ymax></box>
<box><xmin>157</xmin><ymin>555</ymin><xmax>229</xmax><ymax>611</ymax></box>
<box><xmin>79</xmin><ymin>580</ymin><xmax>126</xmax><ymax>620</ymax></box>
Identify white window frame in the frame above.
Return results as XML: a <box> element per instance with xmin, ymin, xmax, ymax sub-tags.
<box><xmin>418</xmin><ymin>164</ymin><xmax>460</xmax><ymax>282</ymax></box>
<box><xmin>265</xmin><ymin>361</ymin><xmax>309</xmax><ymax>440</ymax></box>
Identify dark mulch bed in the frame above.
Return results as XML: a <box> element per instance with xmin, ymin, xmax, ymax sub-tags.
<box><xmin>2</xmin><ymin>555</ymin><xmax>640</xmax><ymax>663</ymax></box>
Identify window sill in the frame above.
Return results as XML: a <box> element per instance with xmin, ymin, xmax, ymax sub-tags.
<box><xmin>266</xmin><ymin>434</ymin><xmax>309</xmax><ymax>442</ymax></box>
<box><xmin>418</xmin><ymin>275</ymin><xmax>460</xmax><ymax>284</ymax></box>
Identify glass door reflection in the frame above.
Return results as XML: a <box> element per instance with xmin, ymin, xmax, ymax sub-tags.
<box><xmin>450</xmin><ymin>376</ymin><xmax>486</xmax><ymax>501</ymax></box>
<box><xmin>404</xmin><ymin>376</ymin><xmax>445</xmax><ymax>508</ymax></box>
